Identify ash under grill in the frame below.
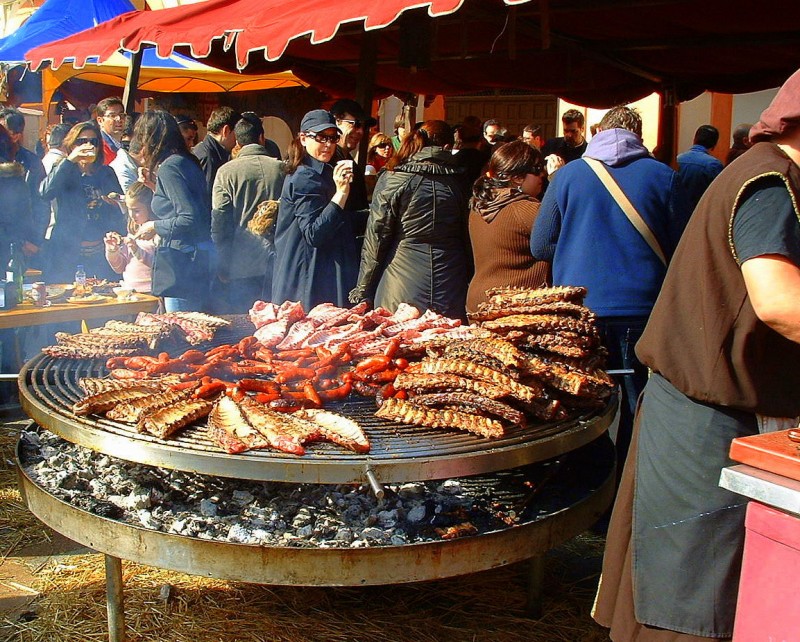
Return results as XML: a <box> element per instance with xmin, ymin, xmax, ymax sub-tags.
<box><xmin>19</xmin><ymin>352</ymin><xmax>614</xmax><ymax>484</ymax></box>
<box><xmin>17</xmin><ymin>427</ymin><xmax>616</xmax><ymax>585</ymax></box>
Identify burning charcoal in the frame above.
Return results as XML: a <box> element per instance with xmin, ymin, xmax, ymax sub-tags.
<box><xmin>406</xmin><ymin>504</ymin><xmax>427</xmax><ymax>523</ymax></box>
<box><xmin>89</xmin><ymin>499</ymin><xmax>124</xmax><ymax>519</ymax></box>
<box><xmin>199</xmin><ymin>499</ymin><xmax>217</xmax><ymax>517</ymax></box>
<box><xmin>334</xmin><ymin>527</ymin><xmax>354</xmax><ymax>544</ymax></box>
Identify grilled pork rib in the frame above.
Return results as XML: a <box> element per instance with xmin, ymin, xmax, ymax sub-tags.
<box><xmin>72</xmin><ymin>386</ymin><xmax>159</xmax><ymax>416</ymax></box>
<box><xmin>138</xmin><ymin>398</ymin><xmax>214</xmax><ymax>439</ymax></box>
<box><xmin>376</xmin><ymin>398</ymin><xmax>504</xmax><ymax>438</ymax></box>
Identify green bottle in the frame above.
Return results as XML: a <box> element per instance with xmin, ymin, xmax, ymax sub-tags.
<box><xmin>5</xmin><ymin>243</ymin><xmax>25</xmax><ymax>304</ymax></box>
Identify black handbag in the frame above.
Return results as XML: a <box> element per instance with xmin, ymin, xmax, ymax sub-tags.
<box><xmin>151</xmin><ymin>244</ymin><xmax>206</xmax><ymax>298</ymax></box>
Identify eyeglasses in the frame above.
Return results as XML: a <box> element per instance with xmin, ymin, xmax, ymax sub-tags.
<box><xmin>376</xmin><ymin>143</ymin><xmax>392</xmax><ymax>149</ymax></box>
<box><xmin>306</xmin><ymin>132</ymin><xmax>340</xmax><ymax>145</ymax></box>
<box><xmin>337</xmin><ymin>118</ymin><xmax>364</xmax><ymax>129</ymax></box>
<box><xmin>103</xmin><ymin>112</ymin><xmax>126</xmax><ymax>120</ymax></box>
<box><xmin>76</xmin><ymin>137</ymin><xmax>99</xmax><ymax>146</ymax></box>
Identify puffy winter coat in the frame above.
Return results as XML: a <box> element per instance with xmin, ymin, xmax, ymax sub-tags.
<box><xmin>349</xmin><ymin>147</ymin><xmax>469</xmax><ymax>319</ymax></box>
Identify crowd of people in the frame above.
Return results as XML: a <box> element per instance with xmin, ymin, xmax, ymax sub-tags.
<box><xmin>4</xmin><ymin>65</ymin><xmax>800</xmax><ymax>641</ymax></box>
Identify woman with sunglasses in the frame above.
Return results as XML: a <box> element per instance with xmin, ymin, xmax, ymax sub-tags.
<box><xmin>272</xmin><ymin>109</ymin><xmax>357</xmax><ymax>309</ymax></box>
<box><xmin>365</xmin><ymin>133</ymin><xmax>394</xmax><ymax>175</ymax></box>
<box><xmin>466</xmin><ymin>140</ymin><xmax>550</xmax><ymax>313</ymax></box>
<box><xmin>40</xmin><ymin>121</ymin><xmax>125</xmax><ymax>283</ymax></box>
<box><xmin>349</xmin><ymin>120</ymin><xmax>470</xmax><ymax>319</ymax></box>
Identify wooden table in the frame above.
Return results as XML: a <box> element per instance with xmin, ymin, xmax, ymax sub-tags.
<box><xmin>0</xmin><ymin>294</ymin><xmax>160</xmax><ymax>330</ymax></box>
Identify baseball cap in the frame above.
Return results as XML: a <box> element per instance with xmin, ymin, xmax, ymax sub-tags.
<box><xmin>301</xmin><ymin>109</ymin><xmax>341</xmax><ymax>134</ymax></box>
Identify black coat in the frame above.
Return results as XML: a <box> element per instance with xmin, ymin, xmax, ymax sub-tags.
<box><xmin>0</xmin><ymin>161</ymin><xmax>32</xmax><ymax>269</ymax></box>
<box><xmin>192</xmin><ymin>134</ymin><xmax>229</xmax><ymax>199</ymax></box>
<box><xmin>272</xmin><ymin>155</ymin><xmax>360</xmax><ymax>309</ymax></box>
<box><xmin>350</xmin><ymin>147</ymin><xmax>469</xmax><ymax>319</ymax></box>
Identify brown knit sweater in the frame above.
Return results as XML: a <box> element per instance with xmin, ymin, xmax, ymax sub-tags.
<box><xmin>466</xmin><ymin>193</ymin><xmax>551</xmax><ymax>313</ymax></box>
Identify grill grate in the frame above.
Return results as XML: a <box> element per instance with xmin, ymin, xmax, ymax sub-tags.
<box><xmin>19</xmin><ymin>349</ymin><xmax>614</xmax><ymax>485</ymax></box>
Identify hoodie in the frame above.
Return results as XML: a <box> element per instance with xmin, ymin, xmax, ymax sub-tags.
<box><xmin>530</xmin><ymin>128</ymin><xmax>691</xmax><ymax>317</ymax></box>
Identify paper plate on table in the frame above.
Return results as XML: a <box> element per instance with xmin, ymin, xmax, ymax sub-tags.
<box><xmin>66</xmin><ymin>294</ymin><xmax>109</xmax><ymax>304</ymax></box>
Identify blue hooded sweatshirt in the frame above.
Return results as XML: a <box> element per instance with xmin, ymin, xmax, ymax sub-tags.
<box><xmin>530</xmin><ymin>128</ymin><xmax>691</xmax><ymax>317</ymax></box>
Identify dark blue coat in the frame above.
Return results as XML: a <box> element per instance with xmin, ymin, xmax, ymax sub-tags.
<box><xmin>271</xmin><ymin>155</ymin><xmax>359</xmax><ymax>308</ymax></box>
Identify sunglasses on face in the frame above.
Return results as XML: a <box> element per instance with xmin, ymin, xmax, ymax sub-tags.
<box><xmin>306</xmin><ymin>132</ymin><xmax>340</xmax><ymax>145</ymax></box>
<box><xmin>76</xmin><ymin>137</ymin><xmax>99</xmax><ymax>146</ymax></box>
<box><xmin>337</xmin><ymin>118</ymin><xmax>364</xmax><ymax>129</ymax></box>
<box><xmin>376</xmin><ymin>142</ymin><xmax>392</xmax><ymax>149</ymax></box>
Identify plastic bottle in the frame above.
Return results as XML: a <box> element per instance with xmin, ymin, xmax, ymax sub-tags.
<box><xmin>75</xmin><ymin>264</ymin><xmax>87</xmax><ymax>296</ymax></box>
<box><xmin>5</xmin><ymin>243</ymin><xmax>24</xmax><ymax>304</ymax></box>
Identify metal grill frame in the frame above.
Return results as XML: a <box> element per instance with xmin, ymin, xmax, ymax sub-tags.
<box><xmin>16</xmin><ymin>435</ymin><xmax>616</xmax><ymax>586</ymax></box>
<box><xmin>19</xmin><ymin>353</ymin><xmax>615</xmax><ymax>485</ymax></box>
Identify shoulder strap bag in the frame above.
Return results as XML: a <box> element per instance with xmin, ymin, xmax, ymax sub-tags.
<box><xmin>584</xmin><ymin>157</ymin><xmax>667</xmax><ymax>266</ymax></box>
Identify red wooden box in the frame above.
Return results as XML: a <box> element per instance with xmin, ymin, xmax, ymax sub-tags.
<box><xmin>729</xmin><ymin>430</ymin><xmax>800</xmax><ymax>481</ymax></box>
<box><xmin>733</xmin><ymin>501</ymin><xmax>800</xmax><ymax>641</ymax></box>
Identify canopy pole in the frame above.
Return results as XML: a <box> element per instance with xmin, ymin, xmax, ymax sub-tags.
<box><xmin>355</xmin><ymin>31</ymin><xmax>378</xmax><ymax>164</ymax></box>
<box><xmin>657</xmin><ymin>84</ymin><xmax>678</xmax><ymax>167</ymax></box>
<box><xmin>122</xmin><ymin>48</ymin><xmax>144</xmax><ymax>115</ymax></box>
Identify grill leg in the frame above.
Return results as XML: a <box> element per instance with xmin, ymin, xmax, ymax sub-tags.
<box><xmin>105</xmin><ymin>555</ymin><xmax>126</xmax><ymax>642</ymax></box>
<box><xmin>525</xmin><ymin>555</ymin><xmax>544</xmax><ymax>618</ymax></box>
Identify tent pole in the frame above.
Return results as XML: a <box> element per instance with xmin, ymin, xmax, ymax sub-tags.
<box><xmin>355</xmin><ymin>31</ymin><xmax>378</xmax><ymax>164</ymax></box>
<box><xmin>658</xmin><ymin>84</ymin><xmax>678</xmax><ymax>167</ymax></box>
<box><xmin>122</xmin><ymin>48</ymin><xmax>144</xmax><ymax>115</ymax></box>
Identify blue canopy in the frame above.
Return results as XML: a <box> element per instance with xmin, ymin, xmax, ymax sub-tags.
<box><xmin>0</xmin><ymin>0</ymin><xmax>135</xmax><ymax>64</ymax></box>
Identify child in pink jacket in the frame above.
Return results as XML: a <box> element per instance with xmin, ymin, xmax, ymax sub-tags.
<box><xmin>103</xmin><ymin>182</ymin><xmax>157</xmax><ymax>293</ymax></box>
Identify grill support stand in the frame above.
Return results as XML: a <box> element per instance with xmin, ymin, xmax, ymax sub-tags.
<box><xmin>526</xmin><ymin>556</ymin><xmax>545</xmax><ymax>618</ymax></box>
<box><xmin>105</xmin><ymin>555</ymin><xmax>126</xmax><ymax>642</ymax></box>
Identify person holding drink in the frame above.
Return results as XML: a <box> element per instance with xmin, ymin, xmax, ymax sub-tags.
<box><xmin>40</xmin><ymin>121</ymin><xmax>125</xmax><ymax>283</ymax></box>
<box><xmin>272</xmin><ymin>109</ymin><xmax>358</xmax><ymax>308</ymax></box>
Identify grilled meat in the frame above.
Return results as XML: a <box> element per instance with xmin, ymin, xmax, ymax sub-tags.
<box><xmin>482</xmin><ymin>314</ymin><xmax>599</xmax><ymax>338</ymax></box>
<box><xmin>376</xmin><ymin>397</ymin><xmax>505</xmax><ymax>438</ymax></box>
<box><xmin>238</xmin><ymin>397</ymin><xmax>307</xmax><ymax>455</ymax></box>
<box><xmin>393</xmin><ymin>372</ymin><xmax>507</xmax><ymax>399</ymax></box>
<box><xmin>78</xmin><ymin>375</ymin><xmax>179</xmax><ymax>395</ymax></box>
<box><xmin>519</xmin><ymin>355</ymin><xmax>615</xmax><ymax>398</ymax></box>
<box><xmin>469</xmin><ymin>300</ymin><xmax>595</xmax><ymax>322</ymax></box>
<box><xmin>443</xmin><ymin>337</ymin><xmax>526</xmax><ymax>369</ymax></box>
<box><xmin>295</xmin><ymin>408</ymin><xmax>370</xmax><ymax>453</ymax></box>
<box><xmin>411</xmin><ymin>392</ymin><xmax>525</xmax><ymax>426</ymax></box>
<box><xmin>207</xmin><ymin>396</ymin><xmax>271</xmax><ymax>454</ymax></box>
<box><xmin>72</xmin><ymin>386</ymin><xmax>159</xmax><ymax>416</ymax></box>
<box><xmin>411</xmin><ymin>358</ymin><xmax>543</xmax><ymax>401</ymax></box>
<box><xmin>485</xmin><ymin>285</ymin><xmax>587</xmax><ymax>307</ymax></box>
<box><xmin>106</xmin><ymin>388</ymin><xmax>194</xmax><ymax>423</ymax></box>
<box><xmin>44</xmin><ymin>344</ymin><xmax>140</xmax><ymax>360</ymax></box>
<box><xmin>138</xmin><ymin>398</ymin><xmax>214</xmax><ymax>439</ymax></box>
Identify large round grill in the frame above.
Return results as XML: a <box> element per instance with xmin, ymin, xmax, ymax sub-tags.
<box><xmin>18</xmin><ymin>353</ymin><xmax>615</xmax><ymax>484</ymax></box>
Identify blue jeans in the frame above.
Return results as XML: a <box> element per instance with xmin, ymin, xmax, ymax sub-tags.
<box><xmin>163</xmin><ymin>297</ymin><xmax>193</xmax><ymax>312</ymax></box>
<box><xmin>595</xmin><ymin>316</ymin><xmax>649</xmax><ymax>464</ymax></box>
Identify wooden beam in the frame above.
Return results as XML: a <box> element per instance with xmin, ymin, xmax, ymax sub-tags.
<box><xmin>121</xmin><ymin>48</ymin><xmax>143</xmax><ymax>115</ymax></box>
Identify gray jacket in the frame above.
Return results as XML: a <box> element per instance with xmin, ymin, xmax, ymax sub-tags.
<box><xmin>211</xmin><ymin>144</ymin><xmax>286</xmax><ymax>281</ymax></box>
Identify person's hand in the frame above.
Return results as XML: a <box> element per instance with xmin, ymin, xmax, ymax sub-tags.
<box><xmin>68</xmin><ymin>142</ymin><xmax>97</xmax><ymax>164</ymax></box>
<box><xmin>104</xmin><ymin>231</ymin><xmax>122</xmax><ymax>251</ymax></box>
<box><xmin>133</xmin><ymin>221</ymin><xmax>157</xmax><ymax>240</ymax></box>
<box><xmin>545</xmin><ymin>154</ymin><xmax>565</xmax><ymax>177</ymax></box>
<box><xmin>137</xmin><ymin>167</ymin><xmax>156</xmax><ymax>190</ymax></box>
<box><xmin>122</xmin><ymin>235</ymin><xmax>137</xmax><ymax>251</ymax></box>
<box><xmin>333</xmin><ymin>160</ymin><xmax>354</xmax><ymax>192</ymax></box>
